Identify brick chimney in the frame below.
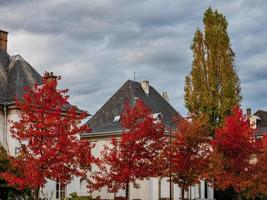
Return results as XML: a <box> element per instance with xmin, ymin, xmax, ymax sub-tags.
<box><xmin>44</xmin><ymin>72</ymin><xmax>58</xmax><ymax>83</ymax></box>
<box><xmin>0</xmin><ymin>30</ymin><xmax>8</xmax><ymax>52</ymax></box>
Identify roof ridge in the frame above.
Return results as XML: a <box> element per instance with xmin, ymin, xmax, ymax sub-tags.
<box><xmin>10</xmin><ymin>54</ymin><xmax>25</xmax><ymax>61</ymax></box>
<box><xmin>86</xmin><ymin>79</ymin><xmax>181</xmax><ymax>134</ymax></box>
<box><xmin>254</xmin><ymin>109</ymin><xmax>267</xmax><ymax>115</ymax></box>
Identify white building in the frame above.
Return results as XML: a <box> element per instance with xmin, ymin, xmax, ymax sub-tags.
<box><xmin>82</xmin><ymin>79</ymin><xmax>214</xmax><ymax>200</ymax></box>
<box><xmin>0</xmin><ymin>30</ymin><xmax>214</xmax><ymax>200</ymax></box>
<box><xmin>248</xmin><ymin>108</ymin><xmax>267</xmax><ymax>138</ymax></box>
<box><xmin>0</xmin><ymin>30</ymin><xmax>43</xmax><ymax>156</ymax></box>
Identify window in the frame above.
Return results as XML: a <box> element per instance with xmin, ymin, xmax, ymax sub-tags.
<box><xmin>133</xmin><ymin>97</ymin><xmax>139</xmax><ymax>105</ymax></box>
<box><xmin>14</xmin><ymin>147</ymin><xmax>20</xmax><ymax>156</ymax></box>
<box><xmin>56</xmin><ymin>181</ymin><xmax>66</xmax><ymax>200</ymax></box>
<box><xmin>152</xmin><ymin>113</ymin><xmax>163</xmax><ymax>121</ymax></box>
<box><xmin>204</xmin><ymin>181</ymin><xmax>208</xmax><ymax>198</ymax></box>
<box><xmin>112</xmin><ymin>115</ymin><xmax>120</xmax><ymax>123</ymax></box>
<box><xmin>152</xmin><ymin>113</ymin><xmax>163</xmax><ymax>123</ymax></box>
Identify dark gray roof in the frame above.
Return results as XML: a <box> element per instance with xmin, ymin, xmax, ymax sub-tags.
<box><xmin>253</xmin><ymin>110</ymin><xmax>267</xmax><ymax>136</ymax></box>
<box><xmin>254</xmin><ymin>127</ymin><xmax>267</xmax><ymax>137</ymax></box>
<box><xmin>254</xmin><ymin>110</ymin><xmax>267</xmax><ymax>128</ymax></box>
<box><xmin>0</xmin><ymin>49</ymin><xmax>42</xmax><ymax>105</ymax></box>
<box><xmin>0</xmin><ymin>49</ymin><xmax>85</xmax><ymax>114</ymax></box>
<box><xmin>86</xmin><ymin>80</ymin><xmax>182</xmax><ymax>134</ymax></box>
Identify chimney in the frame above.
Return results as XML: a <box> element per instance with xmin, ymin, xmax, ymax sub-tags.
<box><xmin>162</xmin><ymin>91</ymin><xmax>169</xmax><ymax>101</ymax></box>
<box><xmin>45</xmin><ymin>72</ymin><xmax>58</xmax><ymax>83</ymax></box>
<box><xmin>141</xmin><ymin>80</ymin><xmax>149</xmax><ymax>95</ymax></box>
<box><xmin>0</xmin><ymin>30</ymin><xmax>8</xmax><ymax>52</ymax></box>
<box><xmin>246</xmin><ymin>108</ymin><xmax>252</xmax><ymax>119</ymax></box>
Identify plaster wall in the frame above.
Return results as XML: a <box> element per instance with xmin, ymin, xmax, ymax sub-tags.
<box><xmin>6</xmin><ymin>108</ymin><xmax>20</xmax><ymax>156</ymax></box>
<box><xmin>3</xmin><ymin>111</ymin><xmax>214</xmax><ymax>200</ymax></box>
<box><xmin>0</xmin><ymin>110</ymin><xmax>4</xmax><ymax>146</ymax></box>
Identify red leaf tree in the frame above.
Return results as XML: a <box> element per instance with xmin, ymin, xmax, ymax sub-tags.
<box><xmin>211</xmin><ymin>107</ymin><xmax>257</xmax><ymax>199</ymax></box>
<box><xmin>164</xmin><ymin>116</ymin><xmax>211</xmax><ymax>200</ymax></box>
<box><xmin>247</xmin><ymin>135</ymin><xmax>267</xmax><ymax>198</ymax></box>
<box><xmin>90</xmin><ymin>99</ymin><xmax>165</xmax><ymax>200</ymax></box>
<box><xmin>1</xmin><ymin>72</ymin><xmax>94</xmax><ymax>199</ymax></box>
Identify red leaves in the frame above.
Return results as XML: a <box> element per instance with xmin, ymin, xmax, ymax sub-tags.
<box><xmin>1</xmin><ymin>153</ymin><xmax>46</xmax><ymax>190</ymax></box>
<box><xmin>165</xmin><ymin>116</ymin><xmax>211</xmax><ymax>192</ymax></box>
<box><xmin>246</xmin><ymin>135</ymin><xmax>267</xmax><ymax>197</ymax></box>
<box><xmin>1</xmin><ymin>72</ymin><xmax>94</xmax><ymax>190</ymax></box>
<box><xmin>211</xmin><ymin>107</ymin><xmax>257</xmax><ymax>193</ymax></box>
<box><xmin>90</xmin><ymin>99</ymin><xmax>165</xmax><ymax>193</ymax></box>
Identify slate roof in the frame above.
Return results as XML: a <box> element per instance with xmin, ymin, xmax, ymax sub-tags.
<box><xmin>254</xmin><ymin>110</ymin><xmax>267</xmax><ymax>128</ymax></box>
<box><xmin>0</xmin><ymin>49</ymin><xmax>84</xmax><ymax>114</ymax></box>
<box><xmin>253</xmin><ymin>110</ymin><xmax>267</xmax><ymax>136</ymax></box>
<box><xmin>86</xmin><ymin>80</ymin><xmax>182</xmax><ymax>134</ymax></box>
<box><xmin>0</xmin><ymin>49</ymin><xmax>42</xmax><ymax>105</ymax></box>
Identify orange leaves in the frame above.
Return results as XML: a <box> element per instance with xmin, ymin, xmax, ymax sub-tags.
<box><xmin>167</xmin><ymin>117</ymin><xmax>211</xmax><ymax>191</ymax></box>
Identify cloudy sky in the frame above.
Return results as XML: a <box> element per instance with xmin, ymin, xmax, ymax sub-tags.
<box><xmin>0</xmin><ymin>0</ymin><xmax>266</xmax><ymax>117</ymax></box>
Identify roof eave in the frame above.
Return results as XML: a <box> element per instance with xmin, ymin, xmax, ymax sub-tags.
<box><xmin>81</xmin><ymin>130</ymin><xmax>123</xmax><ymax>139</ymax></box>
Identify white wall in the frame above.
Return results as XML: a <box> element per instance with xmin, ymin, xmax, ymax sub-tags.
<box><xmin>3</xmin><ymin>109</ymin><xmax>214</xmax><ymax>200</ymax></box>
<box><xmin>41</xmin><ymin>136</ymin><xmax>215</xmax><ymax>200</ymax></box>
<box><xmin>41</xmin><ymin>180</ymin><xmax>56</xmax><ymax>199</ymax></box>
<box><xmin>6</xmin><ymin>108</ymin><xmax>20</xmax><ymax>156</ymax></box>
<box><xmin>0</xmin><ymin>107</ymin><xmax>21</xmax><ymax>155</ymax></box>
<box><xmin>0</xmin><ymin>109</ymin><xmax>4</xmax><ymax>146</ymax></box>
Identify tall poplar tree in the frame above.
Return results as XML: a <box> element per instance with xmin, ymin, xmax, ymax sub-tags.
<box><xmin>184</xmin><ymin>7</ymin><xmax>241</xmax><ymax>133</ymax></box>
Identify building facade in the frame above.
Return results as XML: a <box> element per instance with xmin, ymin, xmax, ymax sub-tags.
<box><xmin>248</xmin><ymin>108</ymin><xmax>267</xmax><ymax>138</ymax></box>
<box><xmin>0</xmin><ymin>30</ymin><xmax>43</xmax><ymax>155</ymax></box>
<box><xmin>83</xmin><ymin>79</ymin><xmax>214</xmax><ymax>200</ymax></box>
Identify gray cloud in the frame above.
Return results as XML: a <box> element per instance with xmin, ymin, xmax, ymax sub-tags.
<box><xmin>0</xmin><ymin>0</ymin><xmax>266</xmax><ymax>117</ymax></box>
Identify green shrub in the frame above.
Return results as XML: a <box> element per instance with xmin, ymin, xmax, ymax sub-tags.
<box><xmin>65</xmin><ymin>192</ymin><xmax>95</xmax><ymax>200</ymax></box>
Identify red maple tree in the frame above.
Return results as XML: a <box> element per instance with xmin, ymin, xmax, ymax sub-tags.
<box><xmin>1</xmin><ymin>72</ymin><xmax>94</xmax><ymax>199</ymax></box>
<box><xmin>246</xmin><ymin>135</ymin><xmax>267</xmax><ymax>198</ymax></box>
<box><xmin>90</xmin><ymin>99</ymin><xmax>165</xmax><ymax>200</ymax></box>
<box><xmin>164</xmin><ymin>116</ymin><xmax>211</xmax><ymax>200</ymax></box>
<box><xmin>211</xmin><ymin>107</ymin><xmax>257</xmax><ymax>199</ymax></box>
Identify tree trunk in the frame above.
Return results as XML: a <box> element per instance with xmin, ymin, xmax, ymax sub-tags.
<box><xmin>33</xmin><ymin>187</ymin><xmax>39</xmax><ymax>200</ymax></box>
<box><xmin>181</xmin><ymin>185</ymin><xmax>185</xmax><ymax>200</ymax></box>
<box><xmin>126</xmin><ymin>182</ymin><xmax>130</xmax><ymax>200</ymax></box>
<box><xmin>237</xmin><ymin>193</ymin><xmax>242</xmax><ymax>200</ymax></box>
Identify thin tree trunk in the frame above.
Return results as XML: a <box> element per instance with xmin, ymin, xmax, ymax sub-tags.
<box><xmin>126</xmin><ymin>182</ymin><xmax>130</xmax><ymax>200</ymax></box>
<box><xmin>33</xmin><ymin>187</ymin><xmax>39</xmax><ymax>200</ymax></box>
<box><xmin>181</xmin><ymin>185</ymin><xmax>185</xmax><ymax>200</ymax></box>
<box><xmin>237</xmin><ymin>193</ymin><xmax>242</xmax><ymax>200</ymax></box>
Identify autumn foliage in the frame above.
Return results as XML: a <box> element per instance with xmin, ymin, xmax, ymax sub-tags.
<box><xmin>210</xmin><ymin>107</ymin><xmax>257</xmax><ymax>195</ymax></box>
<box><xmin>164</xmin><ymin>116</ymin><xmax>211</xmax><ymax>200</ymax></box>
<box><xmin>184</xmin><ymin>7</ymin><xmax>241</xmax><ymax>135</ymax></box>
<box><xmin>90</xmin><ymin>99</ymin><xmax>165</xmax><ymax>199</ymax></box>
<box><xmin>1</xmin><ymin>70</ymin><xmax>267</xmax><ymax>200</ymax></box>
<box><xmin>1</xmin><ymin>73</ymin><xmax>93</xmax><ymax>193</ymax></box>
<box><xmin>247</xmin><ymin>135</ymin><xmax>267</xmax><ymax>198</ymax></box>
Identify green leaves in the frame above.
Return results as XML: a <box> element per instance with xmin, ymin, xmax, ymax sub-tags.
<box><xmin>184</xmin><ymin>7</ymin><xmax>241</xmax><ymax>134</ymax></box>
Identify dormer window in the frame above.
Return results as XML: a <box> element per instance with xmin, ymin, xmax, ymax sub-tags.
<box><xmin>112</xmin><ymin>115</ymin><xmax>120</xmax><ymax>123</ymax></box>
<box><xmin>152</xmin><ymin>113</ymin><xmax>163</xmax><ymax>121</ymax></box>
<box><xmin>250</xmin><ymin>115</ymin><xmax>260</xmax><ymax>129</ymax></box>
<box><xmin>133</xmin><ymin>97</ymin><xmax>139</xmax><ymax>105</ymax></box>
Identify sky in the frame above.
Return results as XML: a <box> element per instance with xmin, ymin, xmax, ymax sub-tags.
<box><xmin>0</xmin><ymin>0</ymin><xmax>266</xmax><ymax>117</ymax></box>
